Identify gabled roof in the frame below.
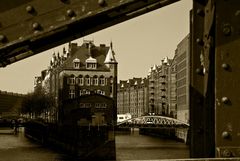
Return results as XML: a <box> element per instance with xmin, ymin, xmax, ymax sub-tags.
<box><xmin>61</xmin><ymin>41</ymin><xmax>112</xmax><ymax>71</ymax></box>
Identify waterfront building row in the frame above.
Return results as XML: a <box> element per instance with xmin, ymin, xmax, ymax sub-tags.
<box><xmin>117</xmin><ymin>34</ymin><xmax>190</xmax><ymax>125</ymax></box>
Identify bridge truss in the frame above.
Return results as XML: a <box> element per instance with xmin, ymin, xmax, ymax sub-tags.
<box><xmin>1</xmin><ymin>0</ymin><xmax>240</xmax><ymax>159</ymax></box>
<box><xmin>117</xmin><ymin>115</ymin><xmax>189</xmax><ymax>128</ymax></box>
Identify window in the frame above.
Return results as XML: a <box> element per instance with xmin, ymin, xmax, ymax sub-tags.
<box><xmin>97</xmin><ymin>90</ymin><xmax>105</xmax><ymax>95</ymax></box>
<box><xmin>69</xmin><ymin>77</ymin><xmax>75</xmax><ymax>85</ymax></box>
<box><xmin>69</xmin><ymin>89</ymin><xmax>75</xmax><ymax>99</ymax></box>
<box><xmin>73</xmin><ymin>58</ymin><xmax>80</xmax><ymax>69</ymax></box>
<box><xmin>93</xmin><ymin>76</ymin><xmax>98</xmax><ymax>86</ymax></box>
<box><xmin>86</xmin><ymin>56</ymin><xmax>97</xmax><ymax>69</ymax></box>
<box><xmin>95</xmin><ymin>103</ymin><xmax>107</xmax><ymax>108</ymax></box>
<box><xmin>109</xmin><ymin>76</ymin><xmax>113</xmax><ymax>83</ymax></box>
<box><xmin>85</xmin><ymin>75</ymin><xmax>90</xmax><ymax>86</ymax></box>
<box><xmin>78</xmin><ymin>76</ymin><xmax>84</xmax><ymax>86</ymax></box>
<box><xmin>74</xmin><ymin>62</ymin><xmax>80</xmax><ymax>69</ymax></box>
<box><xmin>86</xmin><ymin>90</ymin><xmax>90</xmax><ymax>95</ymax></box>
<box><xmin>85</xmin><ymin>103</ymin><xmax>91</xmax><ymax>108</ymax></box>
<box><xmin>79</xmin><ymin>103</ymin><xmax>91</xmax><ymax>108</ymax></box>
<box><xmin>99</xmin><ymin>76</ymin><xmax>105</xmax><ymax>86</ymax></box>
<box><xmin>86</xmin><ymin>63</ymin><xmax>97</xmax><ymax>69</ymax></box>
<box><xmin>79</xmin><ymin>90</ymin><xmax>83</xmax><ymax>96</ymax></box>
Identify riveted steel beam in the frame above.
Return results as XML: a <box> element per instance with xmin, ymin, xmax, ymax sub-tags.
<box><xmin>215</xmin><ymin>0</ymin><xmax>240</xmax><ymax>158</ymax></box>
<box><xmin>0</xmin><ymin>0</ymin><xmax>179</xmax><ymax>67</ymax></box>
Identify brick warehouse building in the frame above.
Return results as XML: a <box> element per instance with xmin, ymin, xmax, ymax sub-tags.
<box><xmin>35</xmin><ymin>40</ymin><xmax>118</xmax><ymax>124</ymax></box>
<box><xmin>117</xmin><ymin>78</ymin><xmax>148</xmax><ymax>118</ymax></box>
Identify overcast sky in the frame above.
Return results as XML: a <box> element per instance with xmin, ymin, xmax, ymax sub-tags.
<box><xmin>0</xmin><ymin>0</ymin><xmax>192</xmax><ymax>94</ymax></box>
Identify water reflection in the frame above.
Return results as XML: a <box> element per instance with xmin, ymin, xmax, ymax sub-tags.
<box><xmin>0</xmin><ymin>128</ymin><xmax>189</xmax><ymax>161</ymax></box>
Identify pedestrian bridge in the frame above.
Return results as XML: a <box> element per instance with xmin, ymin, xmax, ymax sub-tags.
<box><xmin>117</xmin><ymin>115</ymin><xmax>189</xmax><ymax>128</ymax></box>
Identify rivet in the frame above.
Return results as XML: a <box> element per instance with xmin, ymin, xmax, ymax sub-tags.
<box><xmin>32</xmin><ymin>22</ymin><xmax>41</xmax><ymax>30</ymax></box>
<box><xmin>196</xmin><ymin>38</ymin><xmax>204</xmax><ymax>46</ymax></box>
<box><xmin>223</xmin><ymin>24</ymin><xmax>231</xmax><ymax>36</ymax></box>
<box><xmin>197</xmin><ymin>9</ymin><xmax>205</xmax><ymax>17</ymax></box>
<box><xmin>222</xmin><ymin>131</ymin><xmax>230</xmax><ymax>139</ymax></box>
<box><xmin>0</xmin><ymin>34</ymin><xmax>6</xmax><ymax>43</ymax></box>
<box><xmin>26</xmin><ymin>5</ymin><xmax>34</xmax><ymax>13</ymax></box>
<box><xmin>66</xmin><ymin>9</ymin><xmax>75</xmax><ymax>17</ymax></box>
<box><xmin>98</xmin><ymin>0</ymin><xmax>106</xmax><ymax>6</ymax></box>
<box><xmin>196</xmin><ymin>68</ymin><xmax>203</xmax><ymax>75</ymax></box>
<box><xmin>222</xmin><ymin>63</ymin><xmax>229</xmax><ymax>70</ymax></box>
<box><xmin>221</xmin><ymin>97</ymin><xmax>229</xmax><ymax>104</ymax></box>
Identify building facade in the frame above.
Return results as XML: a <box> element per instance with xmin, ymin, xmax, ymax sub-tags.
<box><xmin>167</xmin><ymin>55</ymin><xmax>177</xmax><ymax>118</ymax></box>
<box><xmin>175</xmin><ymin>35</ymin><xmax>190</xmax><ymax>124</ymax></box>
<box><xmin>35</xmin><ymin>40</ymin><xmax>118</xmax><ymax>124</ymax></box>
<box><xmin>117</xmin><ymin>78</ymin><xmax>148</xmax><ymax>118</ymax></box>
<box><xmin>147</xmin><ymin>57</ymin><xmax>172</xmax><ymax>116</ymax></box>
<box><xmin>117</xmin><ymin>35</ymin><xmax>189</xmax><ymax>123</ymax></box>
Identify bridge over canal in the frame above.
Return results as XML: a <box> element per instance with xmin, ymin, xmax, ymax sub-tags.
<box><xmin>117</xmin><ymin>115</ymin><xmax>189</xmax><ymax>129</ymax></box>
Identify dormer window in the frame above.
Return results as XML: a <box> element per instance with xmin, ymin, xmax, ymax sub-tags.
<box><xmin>86</xmin><ymin>56</ymin><xmax>97</xmax><ymax>69</ymax></box>
<box><xmin>73</xmin><ymin>58</ymin><xmax>80</xmax><ymax>69</ymax></box>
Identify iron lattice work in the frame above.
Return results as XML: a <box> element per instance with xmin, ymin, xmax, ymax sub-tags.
<box><xmin>117</xmin><ymin>115</ymin><xmax>189</xmax><ymax>128</ymax></box>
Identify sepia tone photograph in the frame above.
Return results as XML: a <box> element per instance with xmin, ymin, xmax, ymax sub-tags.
<box><xmin>0</xmin><ymin>0</ymin><xmax>239</xmax><ymax>160</ymax></box>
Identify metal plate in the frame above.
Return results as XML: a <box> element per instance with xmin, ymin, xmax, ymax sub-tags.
<box><xmin>215</xmin><ymin>0</ymin><xmax>240</xmax><ymax>157</ymax></box>
<box><xmin>0</xmin><ymin>0</ymin><xmax>179</xmax><ymax>67</ymax></box>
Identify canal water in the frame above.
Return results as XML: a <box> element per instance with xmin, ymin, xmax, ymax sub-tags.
<box><xmin>0</xmin><ymin>128</ymin><xmax>189</xmax><ymax>160</ymax></box>
<box><xmin>116</xmin><ymin>129</ymin><xmax>189</xmax><ymax>160</ymax></box>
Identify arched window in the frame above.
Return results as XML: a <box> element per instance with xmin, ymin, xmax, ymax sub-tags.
<box><xmin>99</xmin><ymin>75</ymin><xmax>105</xmax><ymax>86</ymax></box>
<box><xmin>85</xmin><ymin>75</ymin><xmax>90</xmax><ymax>86</ymax></box>
<box><xmin>93</xmin><ymin>75</ymin><xmax>98</xmax><ymax>86</ymax></box>
<box><xmin>78</xmin><ymin>75</ymin><xmax>84</xmax><ymax>86</ymax></box>
<box><xmin>68</xmin><ymin>75</ymin><xmax>75</xmax><ymax>85</ymax></box>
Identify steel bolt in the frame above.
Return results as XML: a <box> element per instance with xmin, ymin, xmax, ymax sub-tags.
<box><xmin>26</xmin><ymin>5</ymin><xmax>34</xmax><ymax>13</ymax></box>
<box><xmin>98</xmin><ymin>0</ymin><xmax>106</xmax><ymax>6</ymax></box>
<box><xmin>223</xmin><ymin>24</ymin><xmax>231</xmax><ymax>36</ymax></box>
<box><xmin>196</xmin><ymin>38</ymin><xmax>204</xmax><ymax>46</ymax></box>
<box><xmin>222</xmin><ymin>63</ymin><xmax>229</xmax><ymax>70</ymax></box>
<box><xmin>197</xmin><ymin>9</ymin><xmax>204</xmax><ymax>17</ymax></box>
<box><xmin>0</xmin><ymin>34</ymin><xmax>6</xmax><ymax>43</ymax></box>
<box><xmin>32</xmin><ymin>22</ymin><xmax>41</xmax><ymax>30</ymax></box>
<box><xmin>221</xmin><ymin>97</ymin><xmax>229</xmax><ymax>104</ymax></box>
<box><xmin>196</xmin><ymin>68</ymin><xmax>203</xmax><ymax>75</ymax></box>
<box><xmin>222</xmin><ymin>131</ymin><xmax>230</xmax><ymax>139</ymax></box>
<box><xmin>66</xmin><ymin>9</ymin><xmax>75</xmax><ymax>17</ymax></box>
